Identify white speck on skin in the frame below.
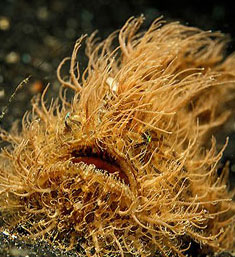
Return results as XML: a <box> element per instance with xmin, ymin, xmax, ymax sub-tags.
<box><xmin>106</xmin><ymin>77</ymin><xmax>118</xmax><ymax>92</ymax></box>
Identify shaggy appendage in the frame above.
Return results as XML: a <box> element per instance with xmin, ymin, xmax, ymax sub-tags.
<box><xmin>0</xmin><ymin>17</ymin><xmax>234</xmax><ymax>257</ymax></box>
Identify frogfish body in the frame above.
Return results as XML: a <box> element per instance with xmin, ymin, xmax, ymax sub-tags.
<box><xmin>0</xmin><ymin>16</ymin><xmax>234</xmax><ymax>257</ymax></box>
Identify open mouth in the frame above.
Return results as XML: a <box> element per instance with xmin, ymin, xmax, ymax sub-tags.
<box><xmin>71</xmin><ymin>147</ymin><xmax>130</xmax><ymax>186</ymax></box>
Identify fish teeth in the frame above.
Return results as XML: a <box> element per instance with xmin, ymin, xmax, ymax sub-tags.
<box><xmin>70</xmin><ymin>156</ymin><xmax>129</xmax><ymax>187</ymax></box>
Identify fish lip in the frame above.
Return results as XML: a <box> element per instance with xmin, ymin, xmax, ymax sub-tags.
<box><xmin>70</xmin><ymin>146</ymin><xmax>137</xmax><ymax>192</ymax></box>
<box><xmin>72</xmin><ymin>156</ymin><xmax>130</xmax><ymax>185</ymax></box>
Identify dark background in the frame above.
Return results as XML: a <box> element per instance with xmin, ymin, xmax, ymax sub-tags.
<box><xmin>0</xmin><ymin>0</ymin><xmax>234</xmax><ymax>256</ymax></box>
<box><xmin>0</xmin><ymin>0</ymin><xmax>235</xmax><ymax>128</ymax></box>
<box><xmin>1</xmin><ymin>0</ymin><xmax>234</xmax><ymax>181</ymax></box>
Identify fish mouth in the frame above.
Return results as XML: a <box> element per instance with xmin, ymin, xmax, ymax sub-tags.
<box><xmin>71</xmin><ymin>147</ymin><xmax>135</xmax><ymax>188</ymax></box>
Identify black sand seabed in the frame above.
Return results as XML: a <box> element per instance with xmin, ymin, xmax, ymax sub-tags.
<box><xmin>0</xmin><ymin>0</ymin><xmax>234</xmax><ymax>256</ymax></box>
